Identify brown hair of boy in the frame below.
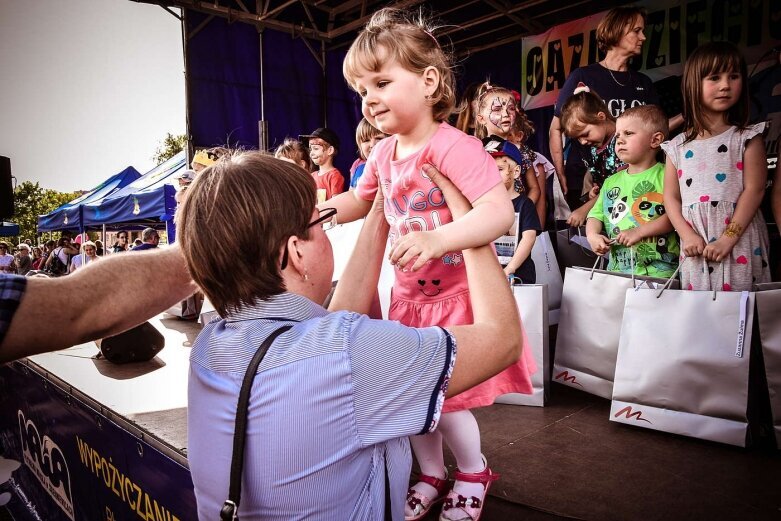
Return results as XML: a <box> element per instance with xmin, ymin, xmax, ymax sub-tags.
<box><xmin>619</xmin><ymin>105</ymin><xmax>669</xmax><ymax>138</ymax></box>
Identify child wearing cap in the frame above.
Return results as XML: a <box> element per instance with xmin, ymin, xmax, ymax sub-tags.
<box><xmin>301</xmin><ymin>127</ymin><xmax>344</xmax><ymax>202</ymax></box>
<box><xmin>483</xmin><ymin>135</ymin><xmax>541</xmax><ymax>283</ymax></box>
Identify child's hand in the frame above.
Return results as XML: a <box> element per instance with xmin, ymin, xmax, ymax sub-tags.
<box><xmin>681</xmin><ymin>232</ymin><xmax>706</xmax><ymax>258</ymax></box>
<box><xmin>588</xmin><ymin>185</ymin><xmax>600</xmax><ymax>200</ymax></box>
<box><xmin>587</xmin><ymin>234</ymin><xmax>611</xmax><ymax>255</ymax></box>
<box><xmin>615</xmin><ymin>227</ymin><xmax>643</xmax><ymax>247</ymax></box>
<box><xmin>566</xmin><ymin>206</ymin><xmax>589</xmax><ymax>227</ymax></box>
<box><xmin>702</xmin><ymin>235</ymin><xmax>738</xmax><ymax>263</ymax></box>
<box><xmin>389</xmin><ymin>230</ymin><xmax>448</xmax><ymax>272</ymax></box>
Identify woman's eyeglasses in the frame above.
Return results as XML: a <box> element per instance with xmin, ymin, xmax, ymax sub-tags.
<box><xmin>280</xmin><ymin>208</ymin><xmax>337</xmax><ymax>270</ymax></box>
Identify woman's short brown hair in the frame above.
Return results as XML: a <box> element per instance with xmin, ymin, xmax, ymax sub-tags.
<box><xmin>178</xmin><ymin>152</ymin><xmax>316</xmax><ymax>315</ymax></box>
<box><xmin>596</xmin><ymin>6</ymin><xmax>647</xmax><ymax>52</ymax></box>
<box><xmin>343</xmin><ymin>7</ymin><xmax>456</xmax><ymax>122</ymax></box>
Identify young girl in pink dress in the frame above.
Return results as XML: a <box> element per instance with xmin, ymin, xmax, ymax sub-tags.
<box><xmin>326</xmin><ymin>8</ymin><xmax>535</xmax><ymax>521</ymax></box>
<box><xmin>662</xmin><ymin>41</ymin><xmax>770</xmax><ymax>291</ymax></box>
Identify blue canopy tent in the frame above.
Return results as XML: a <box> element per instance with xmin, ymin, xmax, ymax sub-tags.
<box><xmin>81</xmin><ymin>151</ymin><xmax>187</xmax><ymax>242</ymax></box>
<box><xmin>37</xmin><ymin>166</ymin><xmax>141</xmax><ymax>233</ymax></box>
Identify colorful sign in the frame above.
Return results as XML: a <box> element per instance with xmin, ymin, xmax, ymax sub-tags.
<box><xmin>0</xmin><ymin>362</ymin><xmax>197</xmax><ymax>521</ymax></box>
<box><xmin>520</xmin><ymin>0</ymin><xmax>781</xmax><ymax>110</ymax></box>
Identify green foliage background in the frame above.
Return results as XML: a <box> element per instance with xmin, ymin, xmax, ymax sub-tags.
<box><xmin>12</xmin><ymin>182</ymin><xmax>80</xmax><ymax>243</ymax></box>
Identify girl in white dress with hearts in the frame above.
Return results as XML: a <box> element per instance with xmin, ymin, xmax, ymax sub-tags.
<box><xmin>662</xmin><ymin>41</ymin><xmax>770</xmax><ymax>291</ymax></box>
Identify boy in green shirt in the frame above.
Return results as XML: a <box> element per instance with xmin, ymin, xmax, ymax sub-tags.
<box><xmin>586</xmin><ymin>105</ymin><xmax>679</xmax><ymax>277</ymax></box>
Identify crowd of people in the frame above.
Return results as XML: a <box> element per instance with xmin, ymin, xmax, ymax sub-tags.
<box><xmin>6</xmin><ymin>227</ymin><xmax>163</xmax><ymax>278</ymax></box>
<box><xmin>182</xmin><ymin>6</ymin><xmax>778</xmax><ymax>521</ymax></box>
<box><xmin>0</xmin><ymin>4</ymin><xmax>779</xmax><ymax>521</ymax></box>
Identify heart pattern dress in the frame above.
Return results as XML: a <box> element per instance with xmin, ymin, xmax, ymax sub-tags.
<box><xmin>661</xmin><ymin>122</ymin><xmax>770</xmax><ymax>291</ymax></box>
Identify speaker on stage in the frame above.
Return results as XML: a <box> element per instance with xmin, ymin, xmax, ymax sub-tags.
<box><xmin>0</xmin><ymin>156</ymin><xmax>14</xmax><ymax>219</ymax></box>
<box><xmin>95</xmin><ymin>321</ymin><xmax>165</xmax><ymax>364</ymax></box>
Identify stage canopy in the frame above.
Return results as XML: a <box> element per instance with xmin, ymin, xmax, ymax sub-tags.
<box><xmin>37</xmin><ymin>166</ymin><xmax>141</xmax><ymax>233</ymax></box>
<box><xmin>81</xmin><ymin>151</ymin><xmax>186</xmax><ymax>234</ymax></box>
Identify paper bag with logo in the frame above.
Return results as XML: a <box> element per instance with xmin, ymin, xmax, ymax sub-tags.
<box><xmin>530</xmin><ymin>232</ymin><xmax>563</xmax><ymax>311</ymax></box>
<box><xmin>495</xmin><ymin>284</ymin><xmax>549</xmax><ymax>407</ymax></box>
<box><xmin>553</xmin><ymin>260</ymin><xmax>676</xmax><ymax>399</ymax></box>
<box><xmin>755</xmin><ymin>283</ymin><xmax>781</xmax><ymax>444</ymax></box>
<box><xmin>611</xmin><ymin>287</ymin><xmax>754</xmax><ymax>447</ymax></box>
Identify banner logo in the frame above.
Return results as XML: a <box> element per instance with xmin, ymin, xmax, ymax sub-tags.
<box><xmin>554</xmin><ymin>370</ymin><xmax>583</xmax><ymax>387</ymax></box>
<box><xmin>614</xmin><ymin>406</ymin><xmax>652</xmax><ymax>424</ymax></box>
<box><xmin>18</xmin><ymin>410</ymin><xmax>74</xmax><ymax>520</ymax></box>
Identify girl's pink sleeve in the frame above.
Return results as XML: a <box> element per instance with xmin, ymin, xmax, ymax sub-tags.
<box><xmin>354</xmin><ymin>155</ymin><xmax>379</xmax><ymax>201</ymax></box>
<box><xmin>433</xmin><ymin>135</ymin><xmax>502</xmax><ymax>203</ymax></box>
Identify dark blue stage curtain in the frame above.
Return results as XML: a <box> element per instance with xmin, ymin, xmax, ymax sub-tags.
<box><xmin>185</xmin><ymin>10</ymin><xmax>360</xmax><ymax>178</ymax></box>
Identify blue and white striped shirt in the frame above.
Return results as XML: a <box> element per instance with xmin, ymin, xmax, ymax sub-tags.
<box><xmin>188</xmin><ymin>292</ymin><xmax>456</xmax><ymax>520</ymax></box>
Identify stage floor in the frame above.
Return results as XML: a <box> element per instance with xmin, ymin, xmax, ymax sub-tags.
<box><xmin>23</xmin><ymin>316</ymin><xmax>781</xmax><ymax>521</ymax></box>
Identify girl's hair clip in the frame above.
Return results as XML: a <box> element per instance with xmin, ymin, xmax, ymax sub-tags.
<box><xmin>573</xmin><ymin>82</ymin><xmax>590</xmax><ymax>95</ymax></box>
<box><xmin>511</xmin><ymin>90</ymin><xmax>521</xmax><ymax>103</ymax></box>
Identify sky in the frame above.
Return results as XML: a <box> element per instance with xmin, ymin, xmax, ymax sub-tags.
<box><xmin>0</xmin><ymin>0</ymin><xmax>185</xmax><ymax>193</ymax></box>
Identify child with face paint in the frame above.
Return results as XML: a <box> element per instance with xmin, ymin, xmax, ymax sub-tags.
<box><xmin>474</xmin><ymin>83</ymin><xmax>541</xmax><ymax>206</ymax></box>
<box><xmin>327</xmin><ymin>8</ymin><xmax>535</xmax><ymax>521</ymax></box>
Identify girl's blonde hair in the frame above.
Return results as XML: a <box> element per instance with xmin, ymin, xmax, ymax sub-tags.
<box><xmin>355</xmin><ymin>118</ymin><xmax>386</xmax><ymax>160</ymax></box>
<box><xmin>682</xmin><ymin>41</ymin><xmax>749</xmax><ymax>142</ymax></box>
<box><xmin>274</xmin><ymin>138</ymin><xmax>313</xmax><ymax>171</ymax></box>
<box><xmin>343</xmin><ymin>8</ymin><xmax>456</xmax><ymax>122</ymax></box>
<box><xmin>473</xmin><ymin>81</ymin><xmax>516</xmax><ymax>139</ymax></box>
<box><xmin>560</xmin><ymin>88</ymin><xmax>614</xmax><ymax>136</ymax></box>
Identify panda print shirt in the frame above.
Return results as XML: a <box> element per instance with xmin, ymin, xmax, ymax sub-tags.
<box><xmin>587</xmin><ymin>162</ymin><xmax>679</xmax><ymax>278</ymax></box>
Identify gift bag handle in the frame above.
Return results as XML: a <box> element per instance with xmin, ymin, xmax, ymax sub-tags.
<box><xmin>588</xmin><ymin>246</ymin><xmax>636</xmax><ymax>284</ymax></box>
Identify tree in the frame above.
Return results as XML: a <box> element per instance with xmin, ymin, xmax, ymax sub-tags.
<box><xmin>152</xmin><ymin>133</ymin><xmax>187</xmax><ymax>165</ymax></box>
<box><xmin>12</xmin><ymin>182</ymin><xmax>79</xmax><ymax>243</ymax></box>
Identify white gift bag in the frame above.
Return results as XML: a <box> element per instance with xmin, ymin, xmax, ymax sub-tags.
<box><xmin>530</xmin><ymin>231</ymin><xmax>563</xmax><ymax>313</ymax></box>
<box><xmin>495</xmin><ymin>284</ymin><xmax>550</xmax><ymax>407</ymax></box>
<box><xmin>611</xmin><ymin>287</ymin><xmax>754</xmax><ymax>447</ymax></box>
<box><xmin>553</xmin><ymin>260</ymin><xmax>676</xmax><ymax>399</ymax></box>
<box><xmin>755</xmin><ymin>283</ymin><xmax>781</xmax><ymax>444</ymax></box>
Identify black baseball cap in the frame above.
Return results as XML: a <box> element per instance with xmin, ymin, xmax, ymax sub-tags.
<box><xmin>300</xmin><ymin>127</ymin><xmax>340</xmax><ymax>150</ymax></box>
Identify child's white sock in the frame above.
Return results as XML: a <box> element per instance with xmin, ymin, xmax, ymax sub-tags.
<box><xmin>439</xmin><ymin>410</ymin><xmax>487</xmax><ymax>520</ymax></box>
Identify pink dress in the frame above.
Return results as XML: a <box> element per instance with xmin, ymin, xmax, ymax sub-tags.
<box><xmin>356</xmin><ymin>122</ymin><xmax>535</xmax><ymax>412</ymax></box>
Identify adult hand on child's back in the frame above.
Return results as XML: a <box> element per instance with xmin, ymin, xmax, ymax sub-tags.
<box><xmin>388</xmin><ymin>164</ymin><xmax>472</xmax><ymax>272</ymax></box>
<box><xmin>422</xmin><ymin>163</ymin><xmax>471</xmax><ymax>219</ymax></box>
